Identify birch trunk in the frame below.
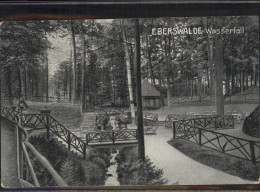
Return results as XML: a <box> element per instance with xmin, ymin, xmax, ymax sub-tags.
<box><xmin>121</xmin><ymin>19</ymin><xmax>135</xmax><ymax>118</ymax></box>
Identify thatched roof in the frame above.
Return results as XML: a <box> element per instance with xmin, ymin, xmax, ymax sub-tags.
<box><xmin>141</xmin><ymin>79</ymin><xmax>160</xmax><ymax>97</ymax></box>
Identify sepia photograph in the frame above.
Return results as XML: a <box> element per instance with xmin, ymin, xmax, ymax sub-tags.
<box><xmin>0</xmin><ymin>15</ymin><xmax>259</xmax><ymax>188</ymax></box>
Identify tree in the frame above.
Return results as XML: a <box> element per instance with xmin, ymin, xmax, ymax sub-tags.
<box><xmin>214</xmin><ymin>17</ymin><xmax>224</xmax><ymax>115</ymax></box>
<box><xmin>134</xmin><ymin>18</ymin><xmax>145</xmax><ymax>162</ymax></box>
<box><xmin>121</xmin><ymin>19</ymin><xmax>135</xmax><ymax>118</ymax></box>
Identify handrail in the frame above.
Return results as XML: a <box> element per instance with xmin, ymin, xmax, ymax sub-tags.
<box><xmin>173</xmin><ymin>119</ymin><xmax>260</xmax><ymax>163</ymax></box>
<box><xmin>24</xmin><ymin>141</ymin><xmax>67</xmax><ymax>187</ymax></box>
<box><xmin>1</xmin><ymin>105</ymin><xmax>67</xmax><ymax>187</ymax></box>
<box><xmin>175</xmin><ymin>121</ymin><xmax>256</xmax><ymax>143</ymax></box>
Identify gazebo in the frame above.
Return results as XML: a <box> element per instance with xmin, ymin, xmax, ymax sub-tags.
<box><xmin>141</xmin><ymin>79</ymin><xmax>162</xmax><ymax>109</ymax></box>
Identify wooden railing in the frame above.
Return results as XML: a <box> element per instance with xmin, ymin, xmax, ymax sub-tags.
<box><xmin>1</xmin><ymin>105</ymin><xmax>67</xmax><ymax>187</ymax></box>
<box><xmin>173</xmin><ymin>119</ymin><xmax>259</xmax><ymax>164</ymax></box>
<box><xmin>170</xmin><ymin>92</ymin><xmax>259</xmax><ymax>104</ymax></box>
<box><xmin>165</xmin><ymin>114</ymin><xmax>234</xmax><ymax>129</ymax></box>
<box><xmin>19</xmin><ymin>113</ymin><xmax>87</xmax><ymax>158</ymax></box>
<box><xmin>86</xmin><ymin>129</ymin><xmax>138</xmax><ymax>145</ymax></box>
<box><xmin>170</xmin><ymin>95</ymin><xmax>215</xmax><ymax>104</ymax></box>
<box><xmin>1</xmin><ymin>95</ymin><xmax>70</xmax><ymax>103</ymax></box>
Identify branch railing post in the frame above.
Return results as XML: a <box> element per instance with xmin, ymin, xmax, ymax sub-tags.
<box><xmin>46</xmin><ymin>115</ymin><xmax>50</xmax><ymax>141</ymax></box>
<box><xmin>40</xmin><ymin>110</ymin><xmax>52</xmax><ymax>141</ymax></box>
<box><xmin>86</xmin><ymin>134</ymin><xmax>89</xmax><ymax>145</ymax></box>
<box><xmin>112</xmin><ymin>131</ymin><xmax>115</xmax><ymax>144</ymax></box>
<box><xmin>250</xmin><ymin>141</ymin><xmax>256</xmax><ymax>164</ymax></box>
<box><xmin>68</xmin><ymin>132</ymin><xmax>71</xmax><ymax>151</ymax></box>
<box><xmin>83</xmin><ymin>143</ymin><xmax>87</xmax><ymax>160</ymax></box>
<box><xmin>199</xmin><ymin>129</ymin><xmax>202</xmax><ymax>145</ymax></box>
<box><xmin>173</xmin><ymin>121</ymin><xmax>176</xmax><ymax>139</ymax></box>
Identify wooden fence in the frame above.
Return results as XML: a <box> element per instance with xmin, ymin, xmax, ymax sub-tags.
<box><xmin>85</xmin><ymin>129</ymin><xmax>138</xmax><ymax>145</ymax></box>
<box><xmin>1</xmin><ymin>105</ymin><xmax>67</xmax><ymax>187</ymax></box>
<box><xmin>165</xmin><ymin>114</ymin><xmax>234</xmax><ymax>129</ymax></box>
<box><xmin>170</xmin><ymin>93</ymin><xmax>259</xmax><ymax>104</ymax></box>
<box><xmin>173</xmin><ymin>119</ymin><xmax>259</xmax><ymax>164</ymax></box>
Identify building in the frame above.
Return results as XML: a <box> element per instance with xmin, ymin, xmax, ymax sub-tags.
<box><xmin>142</xmin><ymin>79</ymin><xmax>162</xmax><ymax>109</ymax></box>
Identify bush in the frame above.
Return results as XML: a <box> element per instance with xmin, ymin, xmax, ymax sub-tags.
<box><xmin>116</xmin><ymin>147</ymin><xmax>168</xmax><ymax>185</ymax></box>
<box><xmin>28</xmin><ymin>136</ymin><xmax>110</xmax><ymax>186</ymax></box>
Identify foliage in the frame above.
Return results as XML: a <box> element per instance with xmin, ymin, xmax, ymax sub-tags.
<box><xmin>28</xmin><ymin>136</ymin><xmax>110</xmax><ymax>186</ymax></box>
<box><xmin>116</xmin><ymin>147</ymin><xmax>168</xmax><ymax>185</ymax></box>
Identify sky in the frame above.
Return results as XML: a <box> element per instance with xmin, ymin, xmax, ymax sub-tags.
<box><xmin>48</xmin><ymin>33</ymin><xmax>71</xmax><ymax>76</ymax></box>
<box><xmin>47</xmin><ymin>19</ymin><xmax>114</xmax><ymax>77</ymax></box>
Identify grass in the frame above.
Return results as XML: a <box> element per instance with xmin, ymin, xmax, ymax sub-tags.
<box><xmin>148</xmin><ymin>103</ymin><xmax>258</xmax><ymax>121</ymax></box>
<box><xmin>168</xmin><ymin>138</ymin><xmax>259</xmax><ymax>181</ymax></box>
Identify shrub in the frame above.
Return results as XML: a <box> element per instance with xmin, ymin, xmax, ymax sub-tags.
<box><xmin>116</xmin><ymin>147</ymin><xmax>168</xmax><ymax>185</ymax></box>
<box><xmin>27</xmin><ymin>136</ymin><xmax>110</xmax><ymax>186</ymax></box>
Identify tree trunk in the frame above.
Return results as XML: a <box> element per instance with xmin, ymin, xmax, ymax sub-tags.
<box><xmin>251</xmin><ymin>73</ymin><xmax>253</xmax><ymax>87</ymax></box>
<box><xmin>165</xmin><ymin>36</ymin><xmax>171</xmax><ymax>106</ymax></box>
<box><xmin>19</xmin><ymin>67</ymin><xmax>25</xmax><ymax>97</ymax></box>
<box><xmin>146</xmin><ymin>34</ymin><xmax>156</xmax><ymax>86</ymax></box>
<box><xmin>246</xmin><ymin>72</ymin><xmax>248</xmax><ymax>90</ymax></box>
<box><xmin>203</xmin><ymin>17</ymin><xmax>214</xmax><ymax>95</ymax></box>
<box><xmin>7</xmin><ymin>67</ymin><xmax>13</xmax><ymax>106</ymax></box>
<box><xmin>70</xmin><ymin>21</ymin><xmax>77</xmax><ymax>104</ymax></box>
<box><xmin>134</xmin><ymin>18</ymin><xmax>145</xmax><ymax>163</ymax></box>
<box><xmin>81</xmin><ymin>33</ymin><xmax>86</xmax><ymax>113</ymax></box>
<box><xmin>240</xmin><ymin>69</ymin><xmax>244</xmax><ymax>92</ymax></box>
<box><xmin>121</xmin><ymin>19</ymin><xmax>135</xmax><ymax>118</ymax></box>
<box><xmin>226</xmin><ymin>71</ymin><xmax>230</xmax><ymax>96</ymax></box>
<box><xmin>25</xmin><ymin>65</ymin><xmax>29</xmax><ymax>97</ymax></box>
<box><xmin>45</xmin><ymin>32</ymin><xmax>49</xmax><ymax>102</ymax></box>
<box><xmin>231</xmin><ymin>71</ymin><xmax>235</xmax><ymax>94</ymax></box>
<box><xmin>214</xmin><ymin>17</ymin><xmax>224</xmax><ymax>115</ymax></box>
<box><xmin>69</xmin><ymin>50</ymin><xmax>72</xmax><ymax>102</ymax></box>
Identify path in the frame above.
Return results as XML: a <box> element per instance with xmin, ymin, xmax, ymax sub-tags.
<box><xmin>1</xmin><ymin>118</ymin><xmax>20</xmax><ymax>187</ymax></box>
<box><xmin>145</xmin><ymin>127</ymin><xmax>255</xmax><ymax>185</ymax></box>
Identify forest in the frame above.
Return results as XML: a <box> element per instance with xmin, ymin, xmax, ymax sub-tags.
<box><xmin>0</xmin><ymin>16</ymin><xmax>259</xmax><ymax>115</ymax></box>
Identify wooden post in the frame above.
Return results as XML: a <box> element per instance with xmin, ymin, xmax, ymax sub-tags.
<box><xmin>46</xmin><ymin>115</ymin><xmax>50</xmax><ymax>141</ymax></box>
<box><xmin>68</xmin><ymin>132</ymin><xmax>71</xmax><ymax>151</ymax></box>
<box><xmin>112</xmin><ymin>131</ymin><xmax>115</xmax><ymax>144</ymax></box>
<box><xmin>18</xmin><ymin>129</ymin><xmax>24</xmax><ymax>179</ymax></box>
<box><xmin>173</xmin><ymin>121</ymin><xmax>176</xmax><ymax>139</ymax></box>
<box><xmin>250</xmin><ymin>142</ymin><xmax>256</xmax><ymax>164</ymax></box>
<box><xmin>83</xmin><ymin>143</ymin><xmax>87</xmax><ymax>160</ymax></box>
<box><xmin>199</xmin><ymin>129</ymin><xmax>202</xmax><ymax>145</ymax></box>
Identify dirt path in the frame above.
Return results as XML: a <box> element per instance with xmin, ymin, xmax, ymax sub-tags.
<box><xmin>144</xmin><ymin>127</ymin><xmax>255</xmax><ymax>185</ymax></box>
<box><xmin>1</xmin><ymin>118</ymin><xmax>20</xmax><ymax>188</ymax></box>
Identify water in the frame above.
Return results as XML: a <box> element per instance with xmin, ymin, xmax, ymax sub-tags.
<box><xmin>104</xmin><ymin>149</ymin><xmax>120</xmax><ymax>186</ymax></box>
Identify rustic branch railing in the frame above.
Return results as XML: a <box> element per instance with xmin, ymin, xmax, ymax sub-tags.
<box><xmin>173</xmin><ymin>120</ymin><xmax>259</xmax><ymax>164</ymax></box>
<box><xmin>170</xmin><ymin>95</ymin><xmax>215</xmax><ymax>104</ymax></box>
<box><xmin>170</xmin><ymin>92</ymin><xmax>259</xmax><ymax>104</ymax></box>
<box><xmin>165</xmin><ymin>114</ymin><xmax>234</xmax><ymax>129</ymax></box>
<box><xmin>86</xmin><ymin>129</ymin><xmax>138</xmax><ymax>145</ymax></box>
<box><xmin>19</xmin><ymin>113</ymin><xmax>87</xmax><ymax>158</ymax></box>
<box><xmin>0</xmin><ymin>105</ymin><xmax>67</xmax><ymax>187</ymax></box>
<box><xmin>1</xmin><ymin>95</ymin><xmax>70</xmax><ymax>103</ymax></box>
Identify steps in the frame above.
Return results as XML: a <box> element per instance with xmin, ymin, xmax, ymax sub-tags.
<box><xmin>80</xmin><ymin>112</ymin><xmax>96</xmax><ymax>132</ymax></box>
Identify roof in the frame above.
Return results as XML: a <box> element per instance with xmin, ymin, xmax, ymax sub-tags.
<box><xmin>141</xmin><ymin>79</ymin><xmax>161</xmax><ymax>97</ymax></box>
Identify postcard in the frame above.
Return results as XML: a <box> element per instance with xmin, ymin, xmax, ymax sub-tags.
<box><xmin>0</xmin><ymin>15</ymin><xmax>259</xmax><ymax>189</ymax></box>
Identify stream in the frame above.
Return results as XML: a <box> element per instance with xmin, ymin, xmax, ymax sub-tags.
<box><xmin>104</xmin><ymin>149</ymin><xmax>120</xmax><ymax>186</ymax></box>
